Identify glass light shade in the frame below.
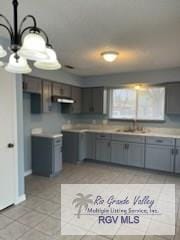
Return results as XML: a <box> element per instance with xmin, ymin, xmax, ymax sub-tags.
<box><xmin>0</xmin><ymin>45</ymin><xmax>7</xmax><ymax>58</ymax></box>
<box><xmin>5</xmin><ymin>54</ymin><xmax>32</xmax><ymax>74</ymax></box>
<box><xmin>101</xmin><ymin>51</ymin><xmax>119</xmax><ymax>62</ymax></box>
<box><xmin>34</xmin><ymin>48</ymin><xmax>62</xmax><ymax>70</ymax></box>
<box><xmin>18</xmin><ymin>32</ymin><xmax>48</xmax><ymax>61</ymax></box>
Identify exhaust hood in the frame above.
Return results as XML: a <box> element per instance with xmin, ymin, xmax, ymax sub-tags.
<box><xmin>52</xmin><ymin>96</ymin><xmax>75</xmax><ymax>104</ymax></box>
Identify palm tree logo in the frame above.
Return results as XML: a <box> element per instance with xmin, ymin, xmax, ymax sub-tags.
<box><xmin>72</xmin><ymin>193</ymin><xmax>93</xmax><ymax>219</ymax></box>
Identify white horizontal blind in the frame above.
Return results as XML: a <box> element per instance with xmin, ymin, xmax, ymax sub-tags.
<box><xmin>109</xmin><ymin>87</ymin><xmax>165</xmax><ymax>121</ymax></box>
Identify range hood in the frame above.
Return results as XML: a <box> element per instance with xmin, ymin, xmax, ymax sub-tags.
<box><xmin>52</xmin><ymin>96</ymin><xmax>75</xmax><ymax>104</ymax></box>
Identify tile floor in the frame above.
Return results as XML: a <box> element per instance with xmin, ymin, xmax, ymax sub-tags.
<box><xmin>0</xmin><ymin>161</ymin><xmax>180</xmax><ymax>240</ymax></box>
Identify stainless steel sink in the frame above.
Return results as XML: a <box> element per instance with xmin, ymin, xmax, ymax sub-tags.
<box><xmin>116</xmin><ymin>129</ymin><xmax>147</xmax><ymax>134</ymax></box>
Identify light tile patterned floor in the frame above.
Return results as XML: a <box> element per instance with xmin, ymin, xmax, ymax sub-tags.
<box><xmin>0</xmin><ymin>161</ymin><xmax>180</xmax><ymax>240</ymax></box>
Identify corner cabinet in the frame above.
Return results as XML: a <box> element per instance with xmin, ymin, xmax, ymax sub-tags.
<box><xmin>82</xmin><ymin>87</ymin><xmax>107</xmax><ymax>114</ymax></box>
<box><xmin>166</xmin><ymin>84</ymin><xmax>180</xmax><ymax>114</ymax></box>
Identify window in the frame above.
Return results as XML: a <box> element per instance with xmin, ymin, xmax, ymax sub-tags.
<box><xmin>109</xmin><ymin>87</ymin><xmax>165</xmax><ymax>121</ymax></box>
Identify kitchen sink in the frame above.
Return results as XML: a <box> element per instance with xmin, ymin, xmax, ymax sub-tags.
<box><xmin>116</xmin><ymin>129</ymin><xmax>147</xmax><ymax>134</ymax></box>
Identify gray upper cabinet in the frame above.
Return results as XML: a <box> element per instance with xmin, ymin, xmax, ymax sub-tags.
<box><xmin>145</xmin><ymin>144</ymin><xmax>174</xmax><ymax>172</ymax></box>
<box><xmin>52</xmin><ymin>82</ymin><xmax>71</xmax><ymax>98</ymax></box>
<box><xmin>92</xmin><ymin>88</ymin><xmax>107</xmax><ymax>114</ymax></box>
<box><xmin>175</xmin><ymin>148</ymin><xmax>180</xmax><ymax>174</ymax></box>
<box><xmin>95</xmin><ymin>139</ymin><xmax>111</xmax><ymax>162</ymax></box>
<box><xmin>61</xmin><ymin>86</ymin><xmax>82</xmax><ymax>114</ymax></box>
<box><xmin>82</xmin><ymin>87</ymin><xmax>107</xmax><ymax>114</ymax></box>
<box><xmin>23</xmin><ymin>75</ymin><xmax>42</xmax><ymax>94</ymax></box>
<box><xmin>42</xmin><ymin>80</ymin><xmax>52</xmax><ymax>113</ymax></box>
<box><xmin>82</xmin><ymin>88</ymin><xmax>92</xmax><ymax>113</ymax></box>
<box><xmin>166</xmin><ymin>84</ymin><xmax>180</xmax><ymax>114</ymax></box>
<box><xmin>72</xmin><ymin>86</ymin><xmax>81</xmax><ymax>113</ymax></box>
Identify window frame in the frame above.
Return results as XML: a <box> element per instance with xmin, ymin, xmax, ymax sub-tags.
<box><xmin>108</xmin><ymin>86</ymin><xmax>166</xmax><ymax>122</ymax></box>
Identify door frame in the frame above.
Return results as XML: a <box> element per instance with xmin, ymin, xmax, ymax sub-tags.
<box><xmin>12</xmin><ymin>74</ymin><xmax>20</xmax><ymax>204</ymax></box>
<box><xmin>0</xmin><ymin>71</ymin><xmax>20</xmax><ymax>205</ymax></box>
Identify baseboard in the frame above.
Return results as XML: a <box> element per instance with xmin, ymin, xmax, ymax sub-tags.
<box><xmin>15</xmin><ymin>194</ymin><xmax>26</xmax><ymax>205</ymax></box>
<box><xmin>24</xmin><ymin>169</ymin><xmax>32</xmax><ymax>177</ymax></box>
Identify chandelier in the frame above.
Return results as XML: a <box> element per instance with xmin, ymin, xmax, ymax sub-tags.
<box><xmin>0</xmin><ymin>0</ymin><xmax>61</xmax><ymax>74</ymax></box>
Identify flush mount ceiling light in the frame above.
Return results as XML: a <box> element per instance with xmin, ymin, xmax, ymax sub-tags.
<box><xmin>0</xmin><ymin>0</ymin><xmax>61</xmax><ymax>74</ymax></box>
<box><xmin>101</xmin><ymin>51</ymin><xmax>119</xmax><ymax>62</ymax></box>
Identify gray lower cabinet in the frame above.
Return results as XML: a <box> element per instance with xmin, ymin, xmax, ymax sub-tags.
<box><xmin>145</xmin><ymin>145</ymin><xmax>174</xmax><ymax>172</ymax></box>
<box><xmin>175</xmin><ymin>148</ymin><xmax>180</xmax><ymax>173</ymax></box>
<box><xmin>127</xmin><ymin>143</ymin><xmax>145</xmax><ymax>168</ymax></box>
<box><xmin>95</xmin><ymin>140</ymin><xmax>111</xmax><ymax>162</ymax></box>
<box><xmin>111</xmin><ymin>141</ymin><xmax>144</xmax><ymax>168</ymax></box>
<box><xmin>86</xmin><ymin>133</ymin><xmax>96</xmax><ymax>160</ymax></box>
<box><xmin>111</xmin><ymin>141</ymin><xmax>126</xmax><ymax>165</ymax></box>
<box><xmin>62</xmin><ymin>132</ymin><xmax>87</xmax><ymax>163</ymax></box>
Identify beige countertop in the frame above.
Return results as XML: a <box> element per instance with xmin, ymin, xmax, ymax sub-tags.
<box><xmin>62</xmin><ymin>128</ymin><xmax>180</xmax><ymax>139</ymax></box>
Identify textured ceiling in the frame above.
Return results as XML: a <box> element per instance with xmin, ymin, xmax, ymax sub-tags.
<box><xmin>0</xmin><ymin>0</ymin><xmax>180</xmax><ymax>76</ymax></box>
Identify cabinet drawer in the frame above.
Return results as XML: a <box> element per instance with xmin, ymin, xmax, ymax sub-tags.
<box><xmin>146</xmin><ymin>137</ymin><xmax>175</xmax><ymax>146</ymax></box>
<box><xmin>112</xmin><ymin>134</ymin><xmax>145</xmax><ymax>143</ymax></box>
<box><xmin>96</xmin><ymin>133</ymin><xmax>111</xmax><ymax>140</ymax></box>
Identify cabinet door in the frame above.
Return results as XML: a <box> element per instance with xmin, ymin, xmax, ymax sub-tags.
<box><xmin>82</xmin><ymin>88</ymin><xmax>92</xmax><ymax>113</ymax></box>
<box><xmin>78</xmin><ymin>133</ymin><xmax>87</xmax><ymax>161</ymax></box>
<box><xmin>111</xmin><ymin>141</ymin><xmax>127</xmax><ymax>165</ymax></box>
<box><xmin>145</xmin><ymin>145</ymin><xmax>174</xmax><ymax>172</ymax></box>
<box><xmin>166</xmin><ymin>84</ymin><xmax>180</xmax><ymax>114</ymax></box>
<box><xmin>62</xmin><ymin>132</ymin><xmax>79</xmax><ymax>163</ymax></box>
<box><xmin>96</xmin><ymin>140</ymin><xmax>111</xmax><ymax>162</ymax></box>
<box><xmin>52</xmin><ymin>83</ymin><xmax>61</xmax><ymax>96</ymax></box>
<box><xmin>61</xmin><ymin>84</ymin><xmax>71</xmax><ymax>98</ymax></box>
<box><xmin>175</xmin><ymin>148</ymin><xmax>180</xmax><ymax>173</ymax></box>
<box><xmin>71</xmin><ymin>86</ymin><xmax>82</xmax><ymax>113</ymax></box>
<box><xmin>23</xmin><ymin>75</ymin><xmax>42</xmax><ymax>94</ymax></box>
<box><xmin>54</xmin><ymin>145</ymin><xmax>62</xmax><ymax>174</ymax></box>
<box><xmin>92</xmin><ymin>88</ymin><xmax>107</xmax><ymax>114</ymax></box>
<box><xmin>42</xmin><ymin>81</ymin><xmax>52</xmax><ymax>113</ymax></box>
<box><xmin>86</xmin><ymin>133</ymin><xmax>96</xmax><ymax>160</ymax></box>
<box><xmin>127</xmin><ymin>143</ymin><xmax>145</xmax><ymax>168</ymax></box>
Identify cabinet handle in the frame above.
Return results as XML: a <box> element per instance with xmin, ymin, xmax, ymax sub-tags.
<box><xmin>176</xmin><ymin>149</ymin><xmax>179</xmax><ymax>155</ymax></box>
<box><xmin>156</xmin><ymin>140</ymin><xmax>163</xmax><ymax>143</ymax></box>
<box><xmin>171</xmin><ymin>149</ymin><xmax>175</xmax><ymax>155</ymax></box>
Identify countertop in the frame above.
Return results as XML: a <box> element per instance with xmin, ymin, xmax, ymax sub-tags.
<box><xmin>32</xmin><ymin>133</ymin><xmax>63</xmax><ymax>139</ymax></box>
<box><xmin>62</xmin><ymin>128</ymin><xmax>180</xmax><ymax>139</ymax></box>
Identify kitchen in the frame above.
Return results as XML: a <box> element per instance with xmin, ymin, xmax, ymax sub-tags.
<box><xmin>0</xmin><ymin>0</ymin><xmax>180</xmax><ymax>239</ymax></box>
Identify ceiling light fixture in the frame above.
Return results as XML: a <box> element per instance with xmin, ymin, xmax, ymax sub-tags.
<box><xmin>0</xmin><ymin>0</ymin><xmax>61</xmax><ymax>74</ymax></box>
<box><xmin>101</xmin><ymin>51</ymin><xmax>119</xmax><ymax>62</ymax></box>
